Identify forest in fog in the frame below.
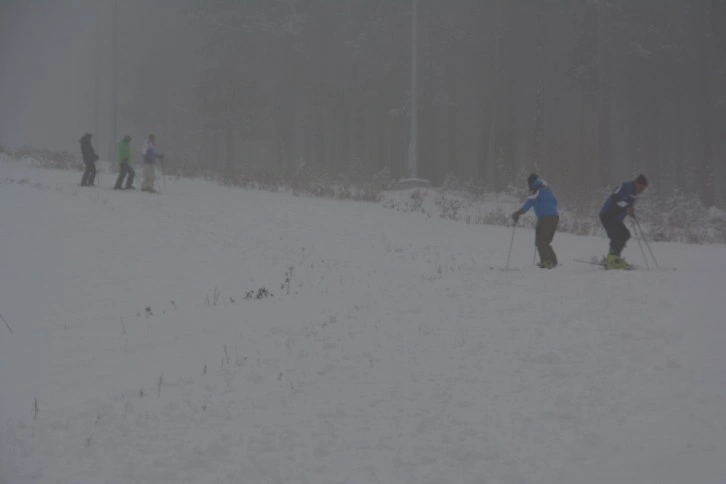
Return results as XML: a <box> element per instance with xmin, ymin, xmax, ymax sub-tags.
<box><xmin>1</xmin><ymin>1</ymin><xmax>725</xmax><ymax>208</ymax></box>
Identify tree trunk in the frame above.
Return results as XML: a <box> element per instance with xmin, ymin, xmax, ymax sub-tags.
<box><xmin>595</xmin><ymin>0</ymin><xmax>611</xmax><ymax>188</ymax></box>
<box><xmin>224</xmin><ymin>120</ymin><xmax>236</xmax><ymax>183</ymax></box>
<box><xmin>698</xmin><ymin>2</ymin><xmax>716</xmax><ymax>206</ymax></box>
<box><xmin>532</xmin><ymin>1</ymin><xmax>546</xmax><ymax>172</ymax></box>
<box><xmin>482</xmin><ymin>0</ymin><xmax>504</xmax><ymax>187</ymax></box>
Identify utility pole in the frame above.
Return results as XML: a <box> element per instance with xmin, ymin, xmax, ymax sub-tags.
<box><xmin>407</xmin><ymin>0</ymin><xmax>418</xmax><ymax>179</ymax></box>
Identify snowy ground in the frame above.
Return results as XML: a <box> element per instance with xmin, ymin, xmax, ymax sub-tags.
<box><xmin>1</xmin><ymin>158</ymin><xmax>725</xmax><ymax>484</ymax></box>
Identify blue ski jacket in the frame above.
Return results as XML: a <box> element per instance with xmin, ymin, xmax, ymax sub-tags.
<box><xmin>518</xmin><ymin>179</ymin><xmax>559</xmax><ymax>219</ymax></box>
<box><xmin>600</xmin><ymin>181</ymin><xmax>638</xmax><ymax>222</ymax></box>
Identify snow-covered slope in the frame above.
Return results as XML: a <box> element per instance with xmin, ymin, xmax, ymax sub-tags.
<box><xmin>1</xmin><ymin>159</ymin><xmax>725</xmax><ymax>484</ymax></box>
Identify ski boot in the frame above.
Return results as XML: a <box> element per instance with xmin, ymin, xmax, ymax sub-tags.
<box><xmin>537</xmin><ymin>261</ymin><xmax>556</xmax><ymax>269</ymax></box>
<box><xmin>605</xmin><ymin>254</ymin><xmax>631</xmax><ymax>270</ymax></box>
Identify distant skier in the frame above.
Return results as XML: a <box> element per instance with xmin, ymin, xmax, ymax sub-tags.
<box><xmin>114</xmin><ymin>135</ymin><xmax>136</xmax><ymax>190</ymax></box>
<box><xmin>511</xmin><ymin>173</ymin><xmax>560</xmax><ymax>268</ymax></box>
<box><xmin>599</xmin><ymin>174</ymin><xmax>648</xmax><ymax>269</ymax></box>
<box><xmin>140</xmin><ymin>134</ymin><xmax>164</xmax><ymax>193</ymax></box>
<box><xmin>79</xmin><ymin>133</ymin><xmax>99</xmax><ymax>186</ymax></box>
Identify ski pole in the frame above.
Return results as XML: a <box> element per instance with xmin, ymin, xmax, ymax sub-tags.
<box><xmin>631</xmin><ymin>219</ymin><xmax>650</xmax><ymax>270</ymax></box>
<box><xmin>634</xmin><ymin>217</ymin><xmax>658</xmax><ymax>268</ymax></box>
<box><xmin>505</xmin><ymin>222</ymin><xmax>517</xmax><ymax>271</ymax></box>
<box><xmin>1</xmin><ymin>312</ymin><xmax>13</xmax><ymax>334</ymax></box>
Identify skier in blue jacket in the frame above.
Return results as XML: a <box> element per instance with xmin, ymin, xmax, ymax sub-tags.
<box><xmin>599</xmin><ymin>174</ymin><xmax>648</xmax><ymax>269</ymax></box>
<box><xmin>511</xmin><ymin>173</ymin><xmax>559</xmax><ymax>268</ymax></box>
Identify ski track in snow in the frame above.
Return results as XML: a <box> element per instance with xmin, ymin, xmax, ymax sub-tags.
<box><xmin>1</xmin><ymin>159</ymin><xmax>725</xmax><ymax>484</ymax></box>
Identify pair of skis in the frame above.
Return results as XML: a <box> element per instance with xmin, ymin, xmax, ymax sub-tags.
<box><xmin>573</xmin><ymin>257</ymin><xmax>676</xmax><ymax>271</ymax></box>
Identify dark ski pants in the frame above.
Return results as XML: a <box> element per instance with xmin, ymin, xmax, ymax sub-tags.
<box><xmin>600</xmin><ymin>214</ymin><xmax>630</xmax><ymax>256</ymax></box>
<box><xmin>535</xmin><ymin>215</ymin><xmax>559</xmax><ymax>266</ymax></box>
<box><xmin>114</xmin><ymin>162</ymin><xmax>135</xmax><ymax>189</ymax></box>
<box><xmin>80</xmin><ymin>161</ymin><xmax>96</xmax><ymax>186</ymax></box>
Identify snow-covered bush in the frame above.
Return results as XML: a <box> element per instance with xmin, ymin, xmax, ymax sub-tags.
<box><xmin>1</xmin><ymin>145</ymin><xmax>81</xmax><ymax>170</ymax></box>
<box><xmin>638</xmin><ymin>188</ymin><xmax>726</xmax><ymax>244</ymax></box>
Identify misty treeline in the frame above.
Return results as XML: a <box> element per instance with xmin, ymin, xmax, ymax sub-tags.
<box><xmin>114</xmin><ymin>0</ymin><xmax>724</xmax><ymax>209</ymax></box>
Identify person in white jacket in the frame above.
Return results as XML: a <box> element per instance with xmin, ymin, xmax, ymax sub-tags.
<box><xmin>140</xmin><ymin>134</ymin><xmax>164</xmax><ymax>192</ymax></box>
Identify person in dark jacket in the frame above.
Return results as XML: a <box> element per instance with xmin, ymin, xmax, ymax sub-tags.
<box><xmin>599</xmin><ymin>174</ymin><xmax>648</xmax><ymax>269</ymax></box>
<box><xmin>79</xmin><ymin>133</ymin><xmax>99</xmax><ymax>186</ymax></box>
<box><xmin>114</xmin><ymin>135</ymin><xmax>135</xmax><ymax>190</ymax></box>
<box><xmin>511</xmin><ymin>173</ymin><xmax>560</xmax><ymax>268</ymax></box>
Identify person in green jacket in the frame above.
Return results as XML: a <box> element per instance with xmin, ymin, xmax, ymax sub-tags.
<box><xmin>114</xmin><ymin>135</ymin><xmax>136</xmax><ymax>190</ymax></box>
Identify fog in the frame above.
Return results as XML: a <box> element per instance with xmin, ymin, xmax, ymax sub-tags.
<box><xmin>0</xmin><ymin>1</ymin><xmax>98</xmax><ymax>151</ymax></box>
<box><xmin>1</xmin><ymin>1</ymin><xmax>724</xmax><ymax>207</ymax></box>
<box><xmin>0</xmin><ymin>0</ymin><xmax>188</xmax><ymax>157</ymax></box>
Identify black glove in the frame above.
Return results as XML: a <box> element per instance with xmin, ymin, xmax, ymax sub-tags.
<box><xmin>511</xmin><ymin>211</ymin><xmax>520</xmax><ymax>223</ymax></box>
